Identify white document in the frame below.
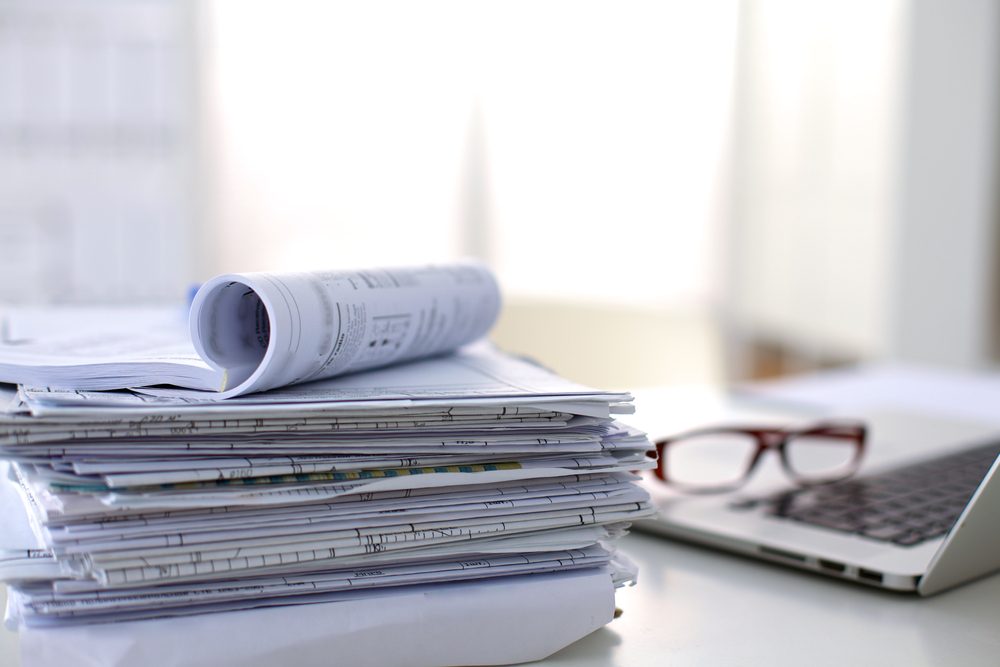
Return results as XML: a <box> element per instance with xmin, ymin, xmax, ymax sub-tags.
<box><xmin>18</xmin><ymin>546</ymin><xmax>613</xmax><ymax>623</ymax></box>
<box><xmin>13</xmin><ymin>566</ymin><xmax>614</xmax><ymax>667</ymax></box>
<box><xmin>91</xmin><ymin>461</ymin><xmax>655</xmax><ymax>511</ymax></box>
<box><xmin>40</xmin><ymin>474</ymin><xmax>638</xmax><ymax>537</ymax></box>
<box><xmin>16</xmin><ymin>344</ymin><xmax>626</xmax><ymax>418</ymax></box>
<box><xmin>0</xmin><ymin>262</ymin><xmax>501</xmax><ymax>398</ymax></box>
<box><xmin>49</xmin><ymin>486</ymin><xmax>646</xmax><ymax>548</ymax></box>
<box><xmin>190</xmin><ymin>263</ymin><xmax>500</xmax><ymax>398</ymax></box>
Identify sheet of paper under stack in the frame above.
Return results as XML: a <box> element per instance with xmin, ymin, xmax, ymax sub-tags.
<box><xmin>0</xmin><ymin>263</ymin><xmax>655</xmax><ymax>667</ymax></box>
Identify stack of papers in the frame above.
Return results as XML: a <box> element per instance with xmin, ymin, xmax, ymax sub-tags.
<box><xmin>0</xmin><ymin>263</ymin><xmax>655</xmax><ymax>664</ymax></box>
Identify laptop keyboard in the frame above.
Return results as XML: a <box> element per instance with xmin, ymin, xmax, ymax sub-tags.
<box><xmin>738</xmin><ymin>441</ymin><xmax>1000</xmax><ymax>547</ymax></box>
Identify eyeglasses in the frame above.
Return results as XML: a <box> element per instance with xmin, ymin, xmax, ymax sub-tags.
<box><xmin>649</xmin><ymin>421</ymin><xmax>867</xmax><ymax>494</ymax></box>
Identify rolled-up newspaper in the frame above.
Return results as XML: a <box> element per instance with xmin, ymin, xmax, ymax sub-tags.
<box><xmin>0</xmin><ymin>262</ymin><xmax>501</xmax><ymax>398</ymax></box>
<box><xmin>191</xmin><ymin>262</ymin><xmax>500</xmax><ymax>397</ymax></box>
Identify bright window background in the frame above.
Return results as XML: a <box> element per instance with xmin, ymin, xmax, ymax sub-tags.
<box><xmin>201</xmin><ymin>1</ymin><xmax>737</xmax><ymax>312</ymax></box>
<box><xmin>480</xmin><ymin>2</ymin><xmax>736</xmax><ymax>307</ymax></box>
<box><xmin>201</xmin><ymin>1</ymin><xmax>475</xmax><ymax>273</ymax></box>
<box><xmin>0</xmin><ymin>1</ymin><xmax>195</xmax><ymax>303</ymax></box>
<box><xmin>4</xmin><ymin>2</ymin><xmax>996</xmax><ymax>388</ymax></box>
<box><xmin>728</xmin><ymin>0</ymin><xmax>903</xmax><ymax>359</ymax></box>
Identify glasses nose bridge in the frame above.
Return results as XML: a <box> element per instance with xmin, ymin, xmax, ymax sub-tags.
<box><xmin>759</xmin><ymin>431</ymin><xmax>786</xmax><ymax>449</ymax></box>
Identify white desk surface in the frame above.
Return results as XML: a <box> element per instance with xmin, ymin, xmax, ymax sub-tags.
<box><xmin>3</xmin><ymin>375</ymin><xmax>1000</xmax><ymax>666</ymax></box>
<box><xmin>546</xmin><ymin>532</ymin><xmax>1000</xmax><ymax>666</ymax></box>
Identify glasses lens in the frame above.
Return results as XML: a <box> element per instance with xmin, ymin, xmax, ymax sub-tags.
<box><xmin>663</xmin><ymin>432</ymin><xmax>758</xmax><ymax>490</ymax></box>
<box><xmin>785</xmin><ymin>432</ymin><xmax>860</xmax><ymax>482</ymax></box>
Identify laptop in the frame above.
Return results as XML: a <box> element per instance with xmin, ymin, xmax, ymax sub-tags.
<box><xmin>634</xmin><ymin>405</ymin><xmax>1000</xmax><ymax>595</ymax></box>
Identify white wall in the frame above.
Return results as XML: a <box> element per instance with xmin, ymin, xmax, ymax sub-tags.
<box><xmin>888</xmin><ymin>0</ymin><xmax>1000</xmax><ymax>367</ymax></box>
<box><xmin>726</xmin><ymin>0</ymin><xmax>904</xmax><ymax>360</ymax></box>
<box><xmin>197</xmin><ymin>1</ymin><xmax>738</xmax><ymax>311</ymax></box>
<box><xmin>0</xmin><ymin>1</ymin><xmax>198</xmax><ymax>304</ymax></box>
<box><xmin>726</xmin><ymin>0</ymin><xmax>1000</xmax><ymax>369</ymax></box>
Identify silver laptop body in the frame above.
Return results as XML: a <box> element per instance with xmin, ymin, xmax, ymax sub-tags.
<box><xmin>635</xmin><ymin>408</ymin><xmax>1000</xmax><ymax>595</ymax></box>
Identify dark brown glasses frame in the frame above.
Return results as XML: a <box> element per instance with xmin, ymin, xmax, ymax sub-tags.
<box><xmin>649</xmin><ymin>421</ymin><xmax>867</xmax><ymax>493</ymax></box>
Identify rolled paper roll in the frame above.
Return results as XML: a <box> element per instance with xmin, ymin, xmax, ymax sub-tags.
<box><xmin>189</xmin><ymin>262</ymin><xmax>501</xmax><ymax>398</ymax></box>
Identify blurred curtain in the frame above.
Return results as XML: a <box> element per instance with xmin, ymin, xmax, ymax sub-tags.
<box><xmin>724</xmin><ymin>0</ymin><xmax>1000</xmax><ymax>376</ymax></box>
<box><xmin>0</xmin><ymin>1</ymin><xmax>197</xmax><ymax>304</ymax></box>
<box><xmin>200</xmin><ymin>1</ymin><xmax>738</xmax><ymax>311</ymax></box>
